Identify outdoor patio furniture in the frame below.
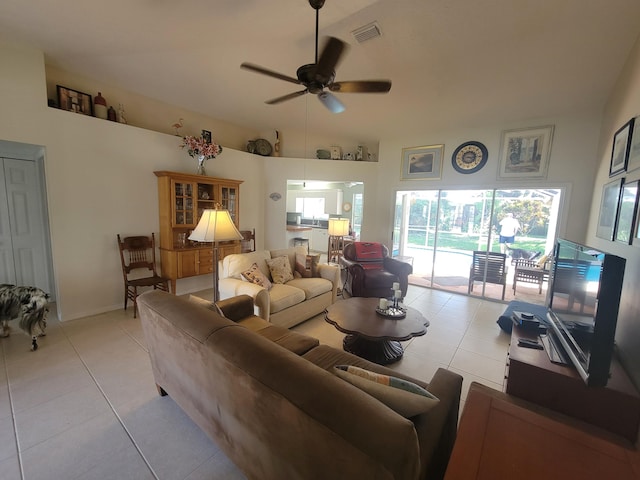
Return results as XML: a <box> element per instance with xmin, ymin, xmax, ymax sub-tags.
<box><xmin>513</xmin><ymin>255</ymin><xmax>552</xmax><ymax>294</ymax></box>
<box><xmin>468</xmin><ymin>251</ymin><xmax>507</xmax><ymax>300</ymax></box>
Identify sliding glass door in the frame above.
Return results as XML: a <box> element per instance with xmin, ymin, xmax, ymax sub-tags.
<box><xmin>394</xmin><ymin>188</ymin><xmax>561</xmax><ymax>302</ymax></box>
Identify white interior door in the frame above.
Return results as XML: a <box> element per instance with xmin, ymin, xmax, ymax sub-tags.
<box><xmin>0</xmin><ymin>158</ymin><xmax>52</xmax><ymax>291</ymax></box>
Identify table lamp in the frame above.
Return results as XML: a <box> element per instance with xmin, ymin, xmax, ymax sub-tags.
<box><xmin>328</xmin><ymin>218</ymin><xmax>350</xmax><ymax>264</ymax></box>
<box><xmin>189</xmin><ymin>207</ymin><xmax>243</xmax><ymax>302</ymax></box>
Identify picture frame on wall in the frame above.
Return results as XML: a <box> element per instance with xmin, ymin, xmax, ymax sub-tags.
<box><xmin>201</xmin><ymin>130</ymin><xmax>212</xmax><ymax>143</ymax></box>
<box><xmin>497</xmin><ymin>125</ymin><xmax>554</xmax><ymax>179</ymax></box>
<box><xmin>615</xmin><ymin>180</ymin><xmax>638</xmax><ymax>244</ymax></box>
<box><xmin>596</xmin><ymin>177</ymin><xmax>624</xmax><ymax>241</ymax></box>
<box><xmin>400</xmin><ymin>144</ymin><xmax>444</xmax><ymax>180</ymax></box>
<box><xmin>609</xmin><ymin>118</ymin><xmax>634</xmax><ymax>176</ymax></box>
<box><xmin>626</xmin><ymin>116</ymin><xmax>640</xmax><ymax>173</ymax></box>
<box><xmin>56</xmin><ymin>85</ymin><xmax>93</xmax><ymax>116</ymax></box>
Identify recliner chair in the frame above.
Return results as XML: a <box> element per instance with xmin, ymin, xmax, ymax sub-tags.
<box><xmin>341</xmin><ymin>242</ymin><xmax>413</xmax><ymax>298</ymax></box>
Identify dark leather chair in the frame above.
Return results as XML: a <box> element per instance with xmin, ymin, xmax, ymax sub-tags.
<box><xmin>341</xmin><ymin>242</ymin><xmax>413</xmax><ymax>298</ymax></box>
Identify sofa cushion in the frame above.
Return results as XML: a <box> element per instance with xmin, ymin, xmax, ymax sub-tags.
<box><xmin>267</xmin><ymin>255</ymin><xmax>294</xmax><ymax>284</ymax></box>
<box><xmin>295</xmin><ymin>253</ymin><xmax>320</xmax><ymax>278</ymax></box>
<box><xmin>286</xmin><ymin>277</ymin><xmax>333</xmax><ymax>300</ymax></box>
<box><xmin>269</xmin><ymin>283</ymin><xmax>306</xmax><ymax>313</ymax></box>
<box><xmin>242</xmin><ymin>262</ymin><xmax>273</xmax><ymax>289</ymax></box>
<box><xmin>334</xmin><ymin>365</ymin><xmax>439</xmax><ymax>418</ymax></box>
<box><xmin>223</xmin><ymin>250</ymin><xmax>271</xmax><ymax>279</ymax></box>
<box><xmin>354</xmin><ymin>242</ymin><xmax>385</xmax><ymax>270</ymax></box>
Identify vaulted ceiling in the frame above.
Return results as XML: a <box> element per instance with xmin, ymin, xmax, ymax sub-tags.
<box><xmin>2</xmin><ymin>0</ymin><xmax>640</xmax><ymax>145</ymax></box>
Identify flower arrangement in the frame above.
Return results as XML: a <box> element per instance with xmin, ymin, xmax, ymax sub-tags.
<box><xmin>180</xmin><ymin>135</ymin><xmax>223</xmax><ymax>160</ymax></box>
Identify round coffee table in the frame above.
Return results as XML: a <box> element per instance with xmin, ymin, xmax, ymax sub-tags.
<box><xmin>324</xmin><ymin>297</ymin><xmax>429</xmax><ymax>365</ymax></box>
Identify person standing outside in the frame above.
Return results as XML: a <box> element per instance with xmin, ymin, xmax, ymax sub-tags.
<box><xmin>498</xmin><ymin>212</ymin><xmax>521</xmax><ymax>254</ymax></box>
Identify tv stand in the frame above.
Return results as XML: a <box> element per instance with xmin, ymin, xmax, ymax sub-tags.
<box><xmin>506</xmin><ymin>325</ymin><xmax>640</xmax><ymax>443</ymax></box>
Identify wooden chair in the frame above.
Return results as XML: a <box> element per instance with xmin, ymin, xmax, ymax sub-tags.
<box><xmin>468</xmin><ymin>251</ymin><xmax>507</xmax><ymax>300</ymax></box>
<box><xmin>117</xmin><ymin>233</ymin><xmax>170</xmax><ymax>317</ymax></box>
<box><xmin>513</xmin><ymin>255</ymin><xmax>553</xmax><ymax>294</ymax></box>
<box><xmin>240</xmin><ymin>229</ymin><xmax>255</xmax><ymax>253</ymax></box>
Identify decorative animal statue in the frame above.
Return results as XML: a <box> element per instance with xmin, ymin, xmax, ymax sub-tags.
<box><xmin>0</xmin><ymin>284</ymin><xmax>50</xmax><ymax>351</ymax></box>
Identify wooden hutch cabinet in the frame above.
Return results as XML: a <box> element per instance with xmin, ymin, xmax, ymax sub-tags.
<box><xmin>154</xmin><ymin>171</ymin><xmax>242</xmax><ymax>293</ymax></box>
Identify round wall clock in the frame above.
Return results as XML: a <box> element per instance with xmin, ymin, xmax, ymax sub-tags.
<box><xmin>452</xmin><ymin>141</ymin><xmax>488</xmax><ymax>174</ymax></box>
<box><xmin>342</xmin><ymin>202</ymin><xmax>352</xmax><ymax>212</ymax></box>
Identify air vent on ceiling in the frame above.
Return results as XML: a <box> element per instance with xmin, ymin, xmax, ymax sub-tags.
<box><xmin>351</xmin><ymin>22</ymin><xmax>381</xmax><ymax>44</ymax></box>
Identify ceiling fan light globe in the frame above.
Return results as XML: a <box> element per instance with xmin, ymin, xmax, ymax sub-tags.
<box><xmin>318</xmin><ymin>91</ymin><xmax>345</xmax><ymax>113</ymax></box>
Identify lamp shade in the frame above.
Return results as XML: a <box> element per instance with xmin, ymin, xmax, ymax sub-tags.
<box><xmin>189</xmin><ymin>209</ymin><xmax>243</xmax><ymax>243</ymax></box>
<box><xmin>328</xmin><ymin>218</ymin><xmax>350</xmax><ymax>236</ymax></box>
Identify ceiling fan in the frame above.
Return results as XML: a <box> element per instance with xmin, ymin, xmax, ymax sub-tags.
<box><xmin>240</xmin><ymin>0</ymin><xmax>391</xmax><ymax>114</ymax></box>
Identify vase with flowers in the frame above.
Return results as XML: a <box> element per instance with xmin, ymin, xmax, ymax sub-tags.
<box><xmin>180</xmin><ymin>135</ymin><xmax>223</xmax><ymax>175</ymax></box>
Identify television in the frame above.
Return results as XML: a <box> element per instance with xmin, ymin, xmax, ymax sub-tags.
<box><xmin>545</xmin><ymin>238</ymin><xmax>626</xmax><ymax>387</ymax></box>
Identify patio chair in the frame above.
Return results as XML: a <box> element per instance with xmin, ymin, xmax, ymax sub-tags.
<box><xmin>468</xmin><ymin>251</ymin><xmax>507</xmax><ymax>300</ymax></box>
<box><xmin>513</xmin><ymin>254</ymin><xmax>553</xmax><ymax>294</ymax></box>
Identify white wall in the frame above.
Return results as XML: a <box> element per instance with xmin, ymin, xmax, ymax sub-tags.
<box><xmin>0</xmin><ymin>40</ymin><xmax>610</xmax><ymax>324</ymax></box>
<box><xmin>586</xmin><ymin>33</ymin><xmax>640</xmax><ymax>387</ymax></box>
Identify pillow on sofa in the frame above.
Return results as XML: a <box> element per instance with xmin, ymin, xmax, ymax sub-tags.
<box><xmin>295</xmin><ymin>253</ymin><xmax>320</xmax><ymax>278</ymax></box>
<box><xmin>334</xmin><ymin>365</ymin><xmax>439</xmax><ymax>418</ymax></box>
<box><xmin>241</xmin><ymin>263</ymin><xmax>273</xmax><ymax>289</ymax></box>
<box><xmin>266</xmin><ymin>255</ymin><xmax>294</xmax><ymax>284</ymax></box>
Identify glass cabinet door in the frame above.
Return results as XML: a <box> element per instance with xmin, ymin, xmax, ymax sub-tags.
<box><xmin>173</xmin><ymin>181</ymin><xmax>195</xmax><ymax>227</ymax></box>
<box><xmin>219</xmin><ymin>184</ymin><xmax>238</xmax><ymax>224</ymax></box>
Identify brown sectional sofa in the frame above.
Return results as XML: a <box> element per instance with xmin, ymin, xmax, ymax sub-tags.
<box><xmin>138</xmin><ymin>290</ymin><xmax>463</xmax><ymax>480</ymax></box>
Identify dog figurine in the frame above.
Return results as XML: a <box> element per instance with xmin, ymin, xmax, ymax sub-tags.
<box><xmin>0</xmin><ymin>284</ymin><xmax>49</xmax><ymax>351</ymax></box>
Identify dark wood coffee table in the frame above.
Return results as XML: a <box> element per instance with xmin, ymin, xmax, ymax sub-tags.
<box><xmin>324</xmin><ymin>297</ymin><xmax>429</xmax><ymax>365</ymax></box>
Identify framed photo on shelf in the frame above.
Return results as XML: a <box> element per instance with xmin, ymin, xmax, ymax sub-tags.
<box><xmin>498</xmin><ymin>125</ymin><xmax>554</xmax><ymax>179</ymax></box>
<box><xmin>610</xmin><ymin>118</ymin><xmax>634</xmax><ymax>176</ymax></box>
<box><xmin>615</xmin><ymin>180</ymin><xmax>638</xmax><ymax>244</ymax></box>
<box><xmin>626</xmin><ymin>117</ymin><xmax>640</xmax><ymax>173</ymax></box>
<box><xmin>400</xmin><ymin>144</ymin><xmax>444</xmax><ymax>180</ymax></box>
<box><xmin>596</xmin><ymin>177</ymin><xmax>623</xmax><ymax>241</ymax></box>
<box><xmin>201</xmin><ymin>130</ymin><xmax>212</xmax><ymax>143</ymax></box>
<box><xmin>56</xmin><ymin>85</ymin><xmax>93</xmax><ymax>116</ymax></box>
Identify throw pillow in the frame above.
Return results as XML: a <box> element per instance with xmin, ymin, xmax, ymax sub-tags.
<box><xmin>536</xmin><ymin>254</ymin><xmax>549</xmax><ymax>269</ymax></box>
<box><xmin>295</xmin><ymin>253</ymin><xmax>320</xmax><ymax>278</ymax></box>
<box><xmin>334</xmin><ymin>365</ymin><xmax>439</xmax><ymax>418</ymax></box>
<box><xmin>266</xmin><ymin>255</ymin><xmax>294</xmax><ymax>284</ymax></box>
<box><xmin>241</xmin><ymin>263</ymin><xmax>273</xmax><ymax>289</ymax></box>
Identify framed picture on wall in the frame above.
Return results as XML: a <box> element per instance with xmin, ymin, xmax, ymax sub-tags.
<box><xmin>609</xmin><ymin>118</ymin><xmax>634</xmax><ymax>176</ymax></box>
<box><xmin>400</xmin><ymin>144</ymin><xmax>444</xmax><ymax>180</ymax></box>
<box><xmin>626</xmin><ymin>116</ymin><xmax>640</xmax><ymax>173</ymax></box>
<box><xmin>56</xmin><ymin>85</ymin><xmax>93</xmax><ymax>116</ymax></box>
<box><xmin>497</xmin><ymin>125</ymin><xmax>554</xmax><ymax>179</ymax></box>
<box><xmin>615</xmin><ymin>180</ymin><xmax>638</xmax><ymax>244</ymax></box>
<box><xmin>596</xmin><ymin>177</ymin><xmax>623</xmax><ymax>241</ymax></box>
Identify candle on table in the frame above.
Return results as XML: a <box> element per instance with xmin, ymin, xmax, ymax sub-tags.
<box><xmin>392</xmin><ymin>282</ymin><xmax>400</xmax><ymax>291</ymax></box>
<box><xmin>379</xmin><ymin>298</ymin><xmax>388</xmax><ymax>310</ymax></box>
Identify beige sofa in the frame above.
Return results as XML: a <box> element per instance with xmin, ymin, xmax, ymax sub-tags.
<box><xmin>139</xmin><ymin>291</ymin><xmax>463</xmax><ymax>480</ymax></box>
<box><xmin>219</xmin><ymin>246</ymin><xmax>339</xmax><ymax>328</ymax></box>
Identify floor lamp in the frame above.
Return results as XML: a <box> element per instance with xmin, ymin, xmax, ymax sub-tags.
<box><xmin>189</xmin><ymin>207</ymin><xmax>243</xmax><ymax>302</ymax></box>
<box><xmin>328</xmin><ymin>218</ymin><xmax>350</xmax><ymax>265</ymax></box>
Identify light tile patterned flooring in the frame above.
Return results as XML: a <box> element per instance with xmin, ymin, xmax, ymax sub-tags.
<box><xmin>0</xmin><ymin>285</ymin><xmax>510</xmax><ymax>479</ymax></box>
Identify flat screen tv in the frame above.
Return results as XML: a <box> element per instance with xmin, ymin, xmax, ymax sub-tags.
<box><xmin>546</xmin><ymin>238</ymin><xmax>626</xmax><ymax>387</ymax></box>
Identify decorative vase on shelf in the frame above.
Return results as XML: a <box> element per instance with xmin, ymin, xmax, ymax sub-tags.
<box><xmin>196</xmin><ymin>155</ymin><xmax>207</xmax><ymax>176</ymax></box>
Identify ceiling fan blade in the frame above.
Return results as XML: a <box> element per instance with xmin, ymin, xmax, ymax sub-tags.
<box><xmin>240</xmin><ymin>62</ymin><xmax>301</xmax><ymax>85</ymax></box>
<box><xmin>266</xmin><ymin>89</ymin><xmax>308</xmax><ymax>105</ymax></box>
<box><xmin>315</xmin><ymin>37</ymin><xmax>347</xmax><ymax>83</ymax></box>
<box><xmin>317</xmin><ymin>91</ymin><xmax>345</xmax><ymax>114</ymax></box>
<box><xmin>329</xmin><ymin>80</ymin><xmax>392</xmax><ymax>93</ymax></box>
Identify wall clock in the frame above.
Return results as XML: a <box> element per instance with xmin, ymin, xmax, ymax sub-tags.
<box><xmin>452</xmin><ymin>141</ymin><xmax>488</xmax><ymax>174</ymax></box>
<box><xmin>342</xmin><ymin>202</ymin><xmax>352</xmax><ymax>212</ymax></box>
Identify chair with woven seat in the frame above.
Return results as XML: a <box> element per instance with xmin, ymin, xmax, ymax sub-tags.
<box><xmin>117</xmin><ymin>233</ymin><xmax>170</xmax><ymax>317</ymax></box>
<box><xmin>468</xmin><ymin>251</ymin><xmax>508</xmax><ymax>300</ymax></box>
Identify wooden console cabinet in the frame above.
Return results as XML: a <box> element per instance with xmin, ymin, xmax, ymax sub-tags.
<box><xmin>154</xmin><ymin>171</ymin><xmax>243</xmax><ymax>292</ymax></box>
<box><xmin>505</xmin><ymin>325</ymin><xmax>640</xmax><ymax>442</ymax></box>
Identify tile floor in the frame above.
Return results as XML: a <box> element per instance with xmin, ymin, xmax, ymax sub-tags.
<box><xmin>0</xmin><ymin>285</ymin><xmax>511</xmax><ymax>480</ymax></box>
